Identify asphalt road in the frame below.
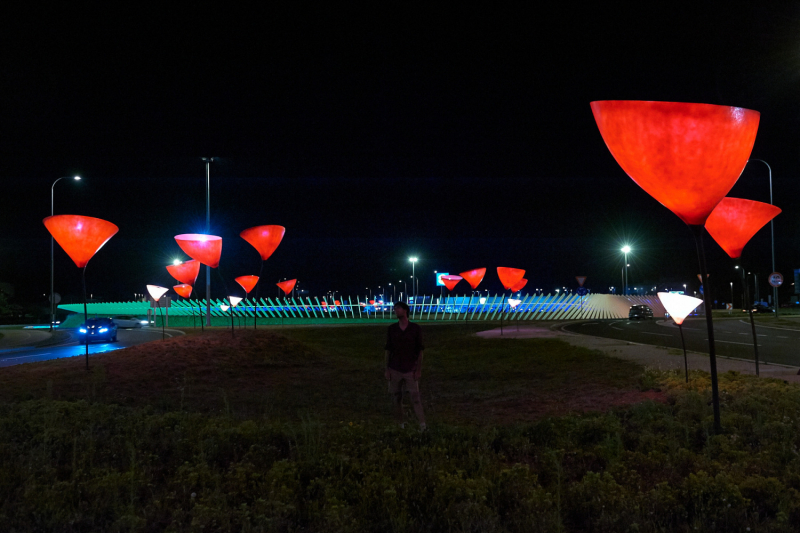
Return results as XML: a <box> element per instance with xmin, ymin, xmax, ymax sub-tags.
<box><xmin>0</xmin><ymin>327</ymin><xmax>183</xmax><ymax>368</ymax></box>
<box><xmin>562</xmin><ymin>317</ymin><xmax>800</xmax><ymax>367</ymax></box>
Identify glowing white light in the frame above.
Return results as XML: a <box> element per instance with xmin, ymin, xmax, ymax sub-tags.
<box><xmin>479</xmin><ymin>297</ymin><xmax>487</xmax><ymax>304</ymax></box>
<box><xmin>621</xmin><ymin>245</ymin><xmax>631</xmax><ymax>253</ymax></box>
<box><xmin>146</xmin><ymin>285</ymin><xmax>169</xmax><ymax>300</ymax></box>
<box><xmin>508</xmin><ymin>299</ymin><xmax>521</xmax><ymax>308</ymax></box>
<box><xmin>229</xmin><ymin>296</ymin><xmax>243</xmax><ymax>307</ymax></box>
<box><xmin>657</xmin><ymin>292</ymin><xmax>703</xmax><ymax>325</ymax></box>
<box><xmin>172</xmin><ymin>259</ymin><xmax>182</xmax><ymax>265</ymax></box>
<box><xmin>73</xmin><ymin>176</ymin><xmax>81</xmax><ymax>181</ymax></box>
<box><xmin>220</xmin><ymin>304</ymin><xmax>230</xmax><ymax>312</ymax></box>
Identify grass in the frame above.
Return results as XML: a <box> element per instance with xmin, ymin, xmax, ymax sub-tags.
<box><xmin>2</xmin><ymin>324</ymin><xmax>800</xmax><ymax>531</ymax></box>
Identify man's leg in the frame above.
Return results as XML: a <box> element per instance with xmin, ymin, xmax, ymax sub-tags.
<box><xmin>407</xmin><ymin>378</ymin><xmax>426</xmax><ymax>428</ymax></box>
<box><xmin>388</xmin><ymin>370</ymin><xmax>405</xmax><ymax>427</ymax></box>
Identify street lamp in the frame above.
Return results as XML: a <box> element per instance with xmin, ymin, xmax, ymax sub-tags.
<box><xmin>747</xmin><ymin>159</ymin><xmax>778</xmax><ymax>316</ymax></box>
<box><xmin>389</xmin><ymin>282</ymin><xmax>394</xmax><ymax>302</ymax></box>
<box><xmin>409</xmin><ymin>257</ymin><xmax>418</xmax><ymax>302</ymax></box>
<box><xmin>620</xmin><ymin>245</ymin><xmax>631</xmax><ymax>295</ymax></box>
<box><xmin>50</xmin><ymin>175</ymin><xmax>81</xmax><ymax>331</ymax></box>
<box><xmin>201</xmin><ymin>157</ymin><xmax>216</xmax><ymax>327</ymax></box>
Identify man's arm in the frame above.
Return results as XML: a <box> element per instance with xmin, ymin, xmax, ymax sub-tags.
<box><xmin>385</xmin><ymin>350</ymin><xmax>391</xmax><ymax>379</ymax></box>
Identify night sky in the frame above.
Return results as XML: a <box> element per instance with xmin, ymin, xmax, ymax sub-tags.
<box><xmin>3</xmin><ymin>5</ymin><xmax>800</xmax><ymax>306</ymax></box>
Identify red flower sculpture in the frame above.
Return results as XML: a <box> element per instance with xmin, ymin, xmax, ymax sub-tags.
<box><xmin>43</xmin><ymin>215</ymin><xmax>119</xmax><ymax>268</ymax></box>
<box><xmin>174</xmin><ymin>234</ymin><xmax>223</xmax><ymax>268</ymax></box>
<box><xmin>459</xmin><ymin>268</ymin><xmax>486</xmax><ymax>290</ymax></box>
<box><xmin>497</xmin><ymin>267</ymin><xmax>526</xmax><ymax>291</ymax></box>
<box><xmin>240</xmin><ymin>225</ymin><xmax>286</xmax><ymax>261</ymax></box>
<box><xmin>590</xmin><ymin>101</ymin><xmax>760</xmax><ymax>225</ymax></box>
<box><xmin>510</xmin><ymin>278</ymin><xmax>528</xmax><ymax>292</ymax></box>
<box><xmin>166</xmin><ymin>259</ymin><xmax>201</xmax><ymax>286</ymax></box>
<box><xmin>441</xmin><ymin>275</ymin><xmax>463</xmax><ymax>291</ymax></box>
<box><xmin>235</xmin><ymin>275</ymin><xmax>259</xmax><ymax>294</ymax></box>
<box><xmin>173</xmin><ymin>284</ymin><xmax>193</xmax><ymax>298</ymax></box>
<box><xmin>705</xmin><ymin>197</ymin><xmax>781</xmax><ymax>259</ymax></box>
<box><xmin>277</xmin><ymin>279</ymin><xmax>297</xmax><ymax>295</ymax></box>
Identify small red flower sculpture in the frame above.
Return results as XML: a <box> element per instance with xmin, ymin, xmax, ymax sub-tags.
<box><xmin>459</xmin><ymin>268</ymin><xmax>486</xmax><ymax>290</ymax></box>
<box><xmin>705</xmin><ymin>197</ymin><xmax>781</xmax><ymax>259</ymax></box>
<box><xmin>497</xmin><ymin>267</ymin><xmax>526</xmax><ymax>291</ymax></box>
<box><xmin>166</xmin><ymin>259</ymin><xmax>201</xmax><ymax>286</ymax></box>
<box><xmin>43</xmin><ymin>215</ymin><xmax>119</xmax><ymax>268</ymax></box>
<box><xmin>277</xmin><ymin>279</ymin><xmax>297</xmax><ymax>295</ymax></box>
<box><xmin>235</xmin><ymin>275</ymin><xmax>259</xmax><ymax>294</ymax></box>
<box><xmin>174</xmin><ymin>234</ymin><xmax>223</xmax><ymax>268</ymax></box>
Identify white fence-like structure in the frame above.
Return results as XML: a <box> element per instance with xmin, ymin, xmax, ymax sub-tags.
<box><xmin>60</xmin><ymin>293</ymin><xmax>669</xmax><ymax>321</ymax></box>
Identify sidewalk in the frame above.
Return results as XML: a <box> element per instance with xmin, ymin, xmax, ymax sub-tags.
<box><xmin>476</xmin><ymin>323</ymin><xmax>800</xmax><ymax>383</ymax></box>
<box><xmin>0</xmin><ymin>328</ymin><xmax>71</xmax><ymax>354</ymax></box>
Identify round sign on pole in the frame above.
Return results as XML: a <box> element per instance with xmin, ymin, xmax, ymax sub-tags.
<box><xmin>49</xmin><ymin>292</ymin><xmax>61</xmax><ymax>304</ymax></box>
<box><xmin>769</xmin><ymin>272</ymin><xmax>783</xmax><ymax>288</ymax></box>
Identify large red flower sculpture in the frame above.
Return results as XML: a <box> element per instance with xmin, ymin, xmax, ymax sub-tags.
<box><xmin>235</xmin><ymin>275</ymin><xmax>259</xmax><ymax>294</ymax></box>
<box><xmin>705</xmin><ymin>198</ymin><xmax>781</xmax><ymax>259</ymax></box>
<box><xmin>174</xmin><ymin>234</ymin><xmax>223</xmax><ymax>268</ymax></box>
<box><xmin>173</xmin><ymin>284</ymin><xmax>193</xmax><ymax>298</ymax></box>
<box><xmin>43</xmin><ymin>215</ymin><xmax>119</xmax><ymax>268</ymax></box>
<box><xmin>240</xmin><ymin>225</ymin><xmax>286</xmax><ymax>260</ymax></box>
<box><xmin>441</xmin><ymin>275</ymin><xmax>463</xmax><ymax>291</ymax></box>
<box><xmin>497</xmin><ymin>267</ymin><xmax>526</xmax><ymax>291</ymax></box>
<box><xmin>459</xmin><ymin>268</ymin><xmax>486</xmax><ymax>290</ymax></box>
<box><xmin>510</xmin><ymin>278</ymin><xmax>528</xmax><ymax>292</ymax></box>
<box><xmin>590</xmin><ymin>101</ymin><xmax>760</xmax><ymax>225</ymax></box>
<box><xmin>277</xmin><ymin>279</ymin><xmax>297</xmax><ymax>295</ymax></box>
<box><xmin>166</xmin><ymin>259</ymin><xmax>201</xmax><ymax>286</ymax></box>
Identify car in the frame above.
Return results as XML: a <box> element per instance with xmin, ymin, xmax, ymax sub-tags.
<box><xmin>77</xmin><ymin>317</ymin><xmax>118</xmax><ymax>343</ymax></box>
<box><xmin>628</xmin><ymin>304</ymin><xmax>654</xmax><ymax>320</ymax></box>
<box><xmin>112</xmin><ymin>315</ymin><xmax>149</xmax><ymax>328</ymax></box>
<box><xmin>750</xmin><ymin>304</ymin><xmax>775</xmax><ymax>314</ymax></box>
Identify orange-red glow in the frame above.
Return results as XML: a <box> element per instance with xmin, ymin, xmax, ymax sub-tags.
<box><xmin>591</xmin><ymin>101</ymin><xmax>760</xmax><ymax>225</ymax></box>
<box><xmin>510</xmin><ymin>278</ymin><xmax>528</xmax><ymax>292</ymax></box>
<box><xmin>277</xmin><ymin>279</ymin><xmax>297</xmax><ymax>295</ymax></box>
<box><xmin>497</xmin><ymin>267</ymin><xmax>526</xmax><ymax>291</ymax></box>
<box><xmin>174</xmin><ymin>234</ymin><xmax>223</xmax><ymax>268</ymax></box>
<box><xmin>43</xmin><ymin>215</ymin><xmax>119</xmax><ymax>268</ymax></box>
<box><xmin>240</xmin><ymin>225</ymin><xmax>286</xmax><ymax>261</ymax></box>
<box><xmin>441</xmin><ymin>275</ymin><xmax>463</xmax><ymax>291</ymax></box>
<box><xmin>705</xmin><ymin>197</ymin><xmax>781</xmax><ymax>259</ymax></box>
<box><xmin>235</xmin><ymin>275</ymin><xmax>259</xmax><ymax>294</ymax></box>
<box><xmin>166</xmin><ymin>259</ymin><xmax>201</xmax><ymax>286</ymax></box>
<box><xmin>173</xmin><ymin>284</ymin><xmax>193</xmax><ymax>298</ymax></box>
<box><xmin>459</xmin><ymin>268</ymin><xmax>486</xmax><ymax>290</ymax></box>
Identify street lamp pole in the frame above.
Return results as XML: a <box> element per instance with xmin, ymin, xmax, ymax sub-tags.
<box><xmin>201</xmin><ymin>157</ymin><xmax>216</xmax><ymax>326</ymax></box>
<box><xmin>748</xmin><ymin>159</ymin><xmax>777</xmax><ymax>316</ymax></box>
<box><xmin>50</xmin><ymin>176</ymin><xmax>81</xmax><ymax>331</ymax></box>
<box><xmin>621</xmin><ymin>245</ymin><xmax>631</xmax><ymax>296</ymax></box>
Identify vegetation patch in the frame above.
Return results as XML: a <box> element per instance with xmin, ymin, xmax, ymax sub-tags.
<box><xmin>0</xmin><ymin>325</ymin><xmax>798</xmax><ymax>530</ymax></box>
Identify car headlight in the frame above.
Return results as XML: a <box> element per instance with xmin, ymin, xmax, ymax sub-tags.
<box><xmin>79</xmin><ymin>328</ymin><xmax>87</xmax><ymax>333</ymax></box>
<box><xmin>99</xmin><ymin>328</ymin><xmax>108</xmax><ymax>333</ymax></box>
<box><xmin>140</xmin><ymin>320</ymin><xmax>149</xmax><ymax>324</ymax></box>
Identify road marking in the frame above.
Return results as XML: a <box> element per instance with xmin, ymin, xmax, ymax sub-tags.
<box><xmin>611</xmin><ymin>326</ymin><xmax>622</xmax><ymax>331</ymax></box>
<box><xmin>581</xmin><ymin>322</ymin><xmax>597</xmax><ymax>326</ymax></box>
<box><xmin>706</xmin><ymin>339</ymin><xmax>761</xmax><ymax>346</ymax></box>
<box><xmin>640</xmin><ymin>332</ymin><xmax>672</xmax><ymax>337</ymax></box>
<box><xmin>778</xmin><ymin>336</ymin><xmax>789</xmax><ymax>339</ymax></box>
<box><xmin>1</xmin><ymin>352</ymin><xmax>51</xmax><ymax>361</ymax></box>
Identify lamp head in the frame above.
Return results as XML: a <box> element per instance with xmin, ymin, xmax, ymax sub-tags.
<box><xmin>409</xmin><ymin>257</ymin><xmax>418</xmax><ymax>263</ymax></box>
<box><xmin>73</xmin><ymin>176</ymin><xmax>81</xmax><ymax>181</ymax></box>
<box><xmin>172</xmin><ymin>259</ymin><xmax>182</xmax><ymax>265</ymax></box>
<box><xmin>621</xmin><ymin>245</ymin><xmax>631</xmax><ymax>254</ymax></box>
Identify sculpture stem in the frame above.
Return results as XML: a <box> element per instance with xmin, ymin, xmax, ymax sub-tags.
<box><xmin>691</xmin><ymin>224</ymin><xmax>721</xmax><ymax>433</ymax></box>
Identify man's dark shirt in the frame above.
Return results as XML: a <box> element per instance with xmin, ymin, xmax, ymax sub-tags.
<box><xmin>385</xmin><ymin>322</ymin><xmax>424</xmax><ymax>373</ymax></box>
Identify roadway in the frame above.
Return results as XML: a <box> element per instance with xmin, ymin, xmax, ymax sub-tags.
<box><xmin>0</xmin><ymin>327</ymin><xmax>183</xmax><ymax>368</ymax></box>
<box><xmin>562</xmin><ymin>317</ymin><xmax>800</xmax><ymax>367</ymax></box>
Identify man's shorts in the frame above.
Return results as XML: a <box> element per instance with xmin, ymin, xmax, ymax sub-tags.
<box><xmin>387</xmin><ymin>368</ymin><xmax>419</xmax><ymax>395</ymax></box>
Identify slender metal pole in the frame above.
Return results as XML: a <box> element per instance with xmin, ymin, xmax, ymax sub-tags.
<box><xmin>742</xmin><ymin>266</ymin><xmax>760</xmax><ymax>376</ymax></box>
<box><xmin>82</xmin><ymin>267</ymin><xmax>89</xmax><ymax>371</ymax></box>
<box><xmin>50</xmin><ymin>179</ymin><xmax>58</xmax><ymax>332</ymax></box>
<box><xmin>691</xmin><ymin>225</ymin><xmax>721</xmax><ymax>433</ymax></box>
<box><xmin>203</xmin><ymin>158</ymin><xmax>213</xmax><ymax>327</ymax></box>
<box><xmin>750</xmin><ymin>160</ymin><xmax>778</xmax><ymax>316</ymax></box>
<box><xmin>678</xmin><ymin>322</ymin><xmax>688</xmax><ymax>383</ymax></box>
<box><xmin>624</xmin><ymin>252</ymin><xmax>629</xmax><ymax>296</ymax></box>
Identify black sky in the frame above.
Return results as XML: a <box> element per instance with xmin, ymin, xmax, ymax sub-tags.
<box><xmin>2</xmin><ymin>4</ymin><xmax>800</xmax><ymax>305</ymax></box>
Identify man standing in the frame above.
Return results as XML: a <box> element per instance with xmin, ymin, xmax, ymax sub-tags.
<box><xmin>385</xmin><ymin>301</ymin><xmax>426</xmax><ymax>430</ymax></box>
